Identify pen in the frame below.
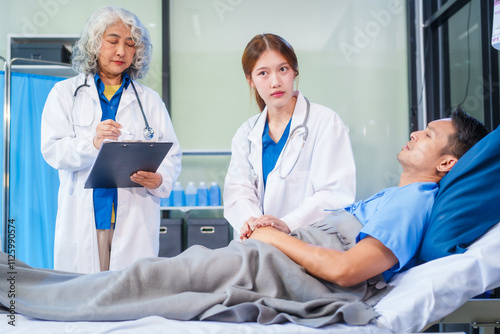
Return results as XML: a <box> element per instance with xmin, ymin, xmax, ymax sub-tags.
<box><xmin>120</xmin><ymin>129</ymin><xmax>134</xmax><ymax>135</ymax></box>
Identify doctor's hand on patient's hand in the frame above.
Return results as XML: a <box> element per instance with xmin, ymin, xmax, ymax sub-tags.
<box><xmin>240</xmin><ymin>217</ymin><xmax>257</xmax><ymax>241</ymax></box>
<box><xmin>130</xmin><ymin>171</ymin><xmax>163</xmax><ymax>189</ymax></box>
<box><xmin>93</xmin><ymin>119</ymin><xmax>123</xmax><ymax>149</ymax></box>
<box><xmin>252</xmin><ymin>215</ymin><xmax>291</xmax><ymax>234</ymax></box>
<box><xmin>240</xmin><ymin>215</ymin><xmax>291</xmax><ymax>240</ymax></box>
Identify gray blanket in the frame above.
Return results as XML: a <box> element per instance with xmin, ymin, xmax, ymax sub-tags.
<box><xmin>0</xmin><ymin>211</ymin><xmax>389</xmax><ymax>328</ymax></box>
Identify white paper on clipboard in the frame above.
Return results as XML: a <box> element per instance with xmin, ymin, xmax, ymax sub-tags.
<box><xmin>84</xmin><ymin>141</ymin><xmax>173</xmax><ymax>188</ymax></box>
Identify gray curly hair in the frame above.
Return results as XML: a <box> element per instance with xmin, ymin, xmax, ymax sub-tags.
<box><xmin>71</xmin><ymin>6</ymin><xmax>152</xmax><ymax>79</ymax></box>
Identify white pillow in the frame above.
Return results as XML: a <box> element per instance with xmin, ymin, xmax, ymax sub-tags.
<box><xmin>375</xmin><ymin>222</ymin><xmax>500</xmax><ymax>333</ymax></box>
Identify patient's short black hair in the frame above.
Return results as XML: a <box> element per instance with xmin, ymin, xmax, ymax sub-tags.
<box><xmin>443</xmin><ymin>108</ymin><xmax>489</xmax><ymax>159</ymax></box>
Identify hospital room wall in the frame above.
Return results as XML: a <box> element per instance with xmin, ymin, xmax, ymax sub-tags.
<box><xmin>0</xmin><ymin>0</ymin><xmax>163</xmax><ymax>92</ymax></box>
<box><xmin>0</xmin><ymin>0</ymin><xmax>409</xmax><ymax>202</ymax></box>
<box><xmin>170</xmin><ymin>0</ymin><xmax>409</xmax><ymax>200</ymax></box>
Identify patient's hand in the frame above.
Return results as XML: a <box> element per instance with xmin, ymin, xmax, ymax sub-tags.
<box><xmin>248</xmin><ymin>226</ymin><xmax>285</xmax><ymax>245</ymax></box>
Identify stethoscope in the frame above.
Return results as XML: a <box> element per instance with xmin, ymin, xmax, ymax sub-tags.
<box><xmin>249</xmin><ymin>96</ymin><xmax>310</xmax><ymax>181</ymax></box>
<box><xmin>70</xmin><ymin>75</ymin><xmax>155</xmax><ymax>140</ymax></box>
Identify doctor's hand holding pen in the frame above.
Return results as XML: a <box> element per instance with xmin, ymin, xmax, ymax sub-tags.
<box><xmin>93</xmin><ymin>119</ymin><xmax>128</xmax><ymax>149</ymax></box>
<box><xmin>240</xmin><ymin>215</ymin><xmax>291</xmax><ymax>240</ymax></box>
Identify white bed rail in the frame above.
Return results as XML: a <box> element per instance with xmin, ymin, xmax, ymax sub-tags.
<box><xmin>1</xmin><ymin>55</ymin><xmax>7</xmax><ymax>253</ymax></box>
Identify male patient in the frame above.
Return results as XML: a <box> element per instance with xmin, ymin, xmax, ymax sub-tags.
<box><xmin>248</xmin><ymin>109</ymin><xmax>488</xmax><ymax>287</ymax></box>
<box><xmin>0</xmin><ymin>109</ymin><xmax>489</xmax><ymax>326</ymax></box>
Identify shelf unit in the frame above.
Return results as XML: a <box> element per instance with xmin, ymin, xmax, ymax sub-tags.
<box><xmin>159</xmin><ymin>149</ymin><xmax>232</xmax><ymax>253</ymax></box>
<box><xmin>161</xmin><ymin>205</ymin><xmax>224</xmax><ymax>213</ymax></box>
<box><xmin>8</xmin><ymin>34</ymin><xmax>79</xmax><ymax>77</ymax></box>
<box><xmin>10</xmin><ymin>64</ymin><xmax>76</xmax><ymax>77</ymax></box>
<box><xmin>181</xmin><ymin>149</ymin><xmax>231</xmax><ymax>156</ymax></box>
<box><xmin>161</xmin><ymin>149</ymin><xmax>230</xmax><ymax>217</ymax></box>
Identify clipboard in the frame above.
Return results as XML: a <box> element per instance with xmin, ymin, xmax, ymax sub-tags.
<box><xmin>84</xmin><ymin>141</ymin><xmax>173</xmax><ymax>188</ymax></box>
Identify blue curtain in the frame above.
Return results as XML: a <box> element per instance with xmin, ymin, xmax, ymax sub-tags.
<box><xmin>10</xmin><ymin>72</ymin><xmax>63</xmax><ymax>269</ymax></box>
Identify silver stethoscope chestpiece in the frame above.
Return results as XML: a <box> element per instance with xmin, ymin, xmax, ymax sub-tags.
<box><xmin>143</xmin><ymin>126</ymin><xmax>154</xmax><ymax>140</ymax></box>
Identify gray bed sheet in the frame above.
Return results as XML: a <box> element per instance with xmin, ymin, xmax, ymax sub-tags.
<box><xmin>0</xmin><ymin>211</ymin><xmax>390</xmax><ymax>328</ymax></box>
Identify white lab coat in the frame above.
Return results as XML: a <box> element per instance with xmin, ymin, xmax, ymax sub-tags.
<box><xmin>224</xmin><ymin>91</ymin><xmax>355</xmax><ymax>234</ymax></box>
<box><xmin>41</xmin><ymin>73</ymin><xmax>182</xmax><ymax>274</ymax></box>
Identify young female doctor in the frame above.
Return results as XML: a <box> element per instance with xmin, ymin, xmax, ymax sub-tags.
<box><xmin>40</xmin><ymin>6</ymin><xmax>181</xmax><ymax>273</ymax></box>
<box><xmin>224</xmin><ymin>34</ymin><xmax>356</xmax><ymax>239</ymax></box>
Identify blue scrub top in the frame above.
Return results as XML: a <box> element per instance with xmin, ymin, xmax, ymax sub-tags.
<box><xmin>344</xmin><ymin>182</ymin><xmax>439</xmax><ymax>281</ymax></box>
<box><xmin>92</xmin><ymin>72</ymin><xmax>131</xmax><ymax>230</ymax></box>
<box><xmin>262</xmin><ymin>119</ymin><xmax>292</xmax><ymax>187</ymax></box>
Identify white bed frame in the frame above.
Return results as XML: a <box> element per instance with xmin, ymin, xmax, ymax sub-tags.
<box><xmin>431</xmin><ymin>299</ymin><xmax>500</xmax><ymax>334</ymax></box>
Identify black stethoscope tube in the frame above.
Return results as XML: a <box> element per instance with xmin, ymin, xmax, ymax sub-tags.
<box><xmin>248</xmin><ymin>96</ymin><xmax>310</xmax><ymax>180</ymax></box>
<box><xmin>73</xmin><ymin>75</ymin><xmax>154</xmax><ymax>140</ymax></box>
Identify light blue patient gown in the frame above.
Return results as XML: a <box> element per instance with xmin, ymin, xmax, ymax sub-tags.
<box><xmin>344</xmin><ymin>182</ymin><xmax>439</xmax><ymax>281</ymax></box>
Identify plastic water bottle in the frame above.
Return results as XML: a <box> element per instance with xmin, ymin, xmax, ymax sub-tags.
<box><xmin>160</xmin><ymin>196</ymin><xmax>170</xmax><ymax>207</ymax></box>
<box><xmin>209</xmin><ymin>181</ymin><xmax>221</xmax><ymax>206</ymax></box>
<box><xmin>171</xmin><ymin>181</ymin><xmax>185</xmax><ymax>206</ymax></box>
<box><xmin>185</xmin><ymin>181</ymin><xmax>198</xmax><ymax>206</ymax></box>
<box><xmin>197</xmin><ymin>182</ymin><xmax>209</xmax><ymax>206</ymax></box>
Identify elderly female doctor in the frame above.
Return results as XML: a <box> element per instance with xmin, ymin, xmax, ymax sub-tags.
<box><xmin>224</xmin><ymin>34</ymin><xmax>355</xmax><ymax>239</ymax></box>
<box><xmin>41</xmin><ymin>6</ymin><xmax>181</xmax><ymax>273</ymax></box>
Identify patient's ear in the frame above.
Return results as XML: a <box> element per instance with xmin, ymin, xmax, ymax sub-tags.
<box><xmin>437</xmin><ymin>155</ymin><xmax>458</xmax><ymax>173</ymax></box>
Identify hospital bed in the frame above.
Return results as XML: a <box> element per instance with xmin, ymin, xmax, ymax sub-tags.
<box><xmin>0</xmin><ymin>220</ymin><xmax>498</xmax><ymax>334</ymax></box>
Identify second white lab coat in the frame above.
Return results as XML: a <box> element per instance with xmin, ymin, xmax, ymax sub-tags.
<box><xmin>41</xmin><ymin>73</ymin><xmax>182</xmax><ymax>273</ymax></box>
<box><xmin>224</xmin><ymin>91</ymin><xmax>356</xmax><ymax>234</ymax></box>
